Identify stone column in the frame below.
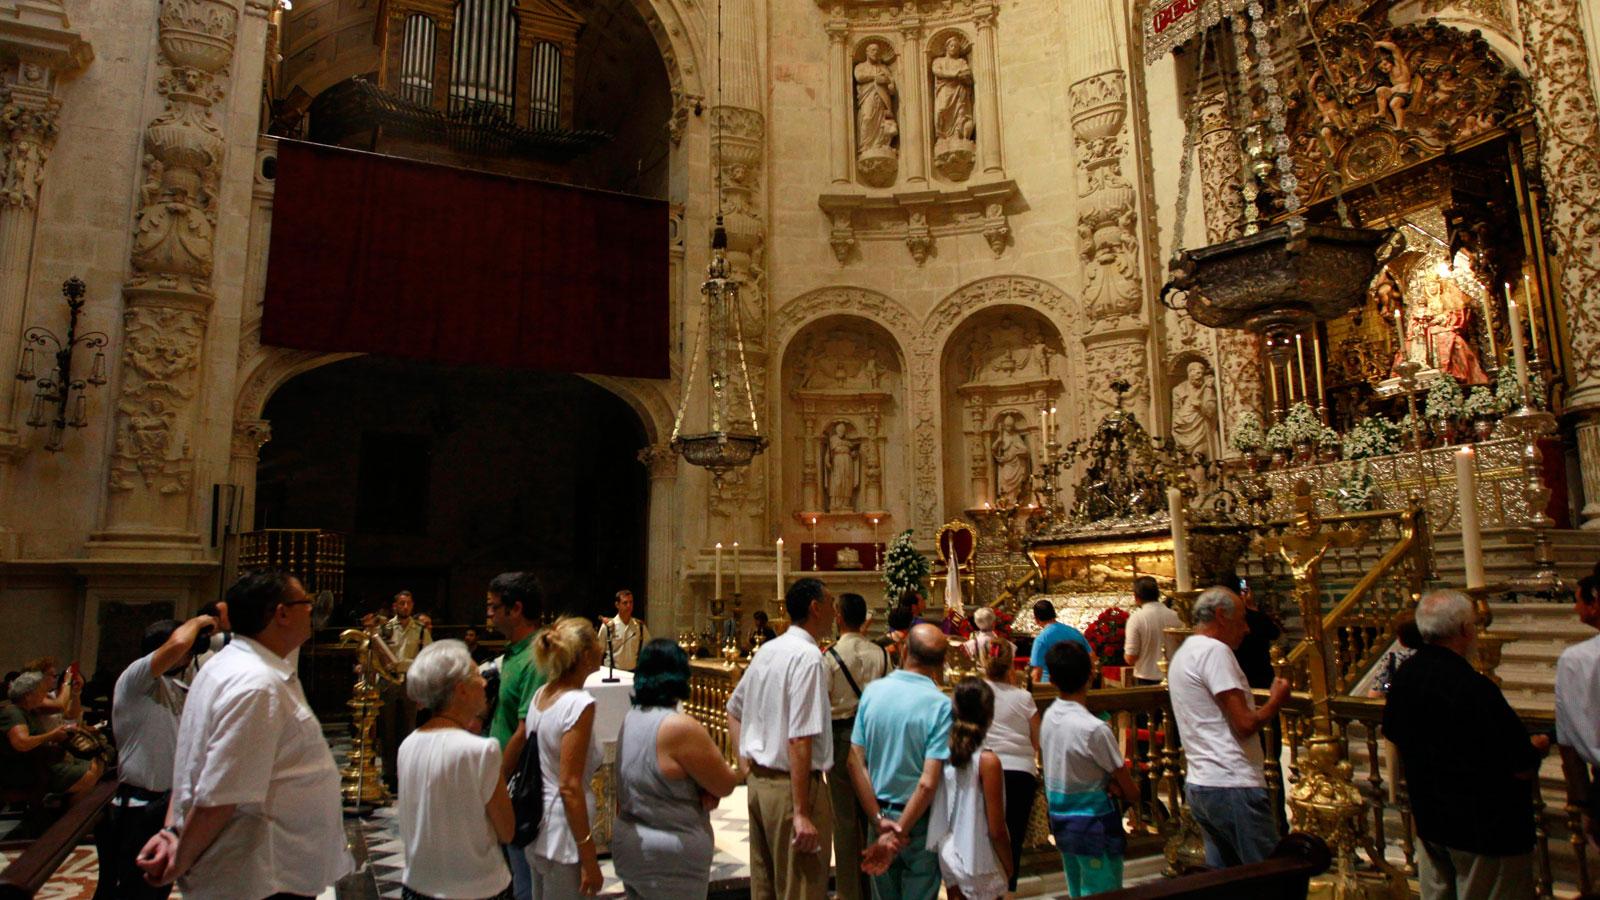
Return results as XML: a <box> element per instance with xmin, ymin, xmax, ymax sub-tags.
<box><xmin>227</xmin><ymin>419</ymin><xmax>270</xmax><ymax>533</ymax></box>
<box><xmin>1517</xmin><ymin>0</ymin><xmax>1600</xmax><ymax>527</ymax></box>
<box><xmin>637</xmin><ymin>444</ymin><xmax>681</xmax><ymax>635</ymax></box>
<box><xmin>90</xmin><ymin>0</ymin><xmax>256</xmax><ymax>558</ymax></box>
<box><xmin>898</xmin><ymin>22</ymin><xmax>928</xmax><ymax>186</ymax></box>
<box><xmin>827</xmin><ymin>21</ymin><xmax>851</xmax><ymax>185</ymax></box>
<box><xmin>972</xmin><ymin>5</ymin><xmax>1003</xmax><ymax>177</ymax></box>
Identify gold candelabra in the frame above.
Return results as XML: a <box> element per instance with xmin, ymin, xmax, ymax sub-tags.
<box><xmin>338</xmin><ymin>627</ymin><xmax>401</xmax><ymax>807</ymax></box>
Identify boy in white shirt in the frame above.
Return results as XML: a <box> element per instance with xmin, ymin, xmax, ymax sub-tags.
<box><xmin>1040</xmin><ymin>641</ymin><xmax>1137</xmax><ymax>897</ymax></box>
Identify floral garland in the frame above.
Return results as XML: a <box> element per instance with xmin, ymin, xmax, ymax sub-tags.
<box><xmin>1084</xmin><ymin>606</ymin><xmax>1129</xmax><ymax>667</ymax></box>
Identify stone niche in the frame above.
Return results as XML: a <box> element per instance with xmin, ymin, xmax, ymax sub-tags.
<box><xmin>818</xmin><ymin>0</ymin><xmax>1016</xmax><ymax>265</ymax></box>
<box><xmin>940</xmin><ymin>307</ymin><xmax>1067</xmax><ymax>517</ymax></box>
<box><xmin>782</xmin><ymin>318</ymin><xmax>906</xmax><ymax>541</ymax></box>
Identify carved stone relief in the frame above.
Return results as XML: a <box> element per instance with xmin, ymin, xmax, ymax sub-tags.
<box><xmin>1070</xmin><ymin>72</ymin><xmax>1144</xmax><ymax>325</ymax></box>
<box><xmin>110</xmin><ymin>308</ymin><xmax>204</xmax><ymax>494</ymax></box>
<box><xmin>1168</xmin><ymin>354</ymin><xmax>1220</xmax><ymax>462</ymax></box>
<box><xmin>785</xmin><ymin>322</ymin><xmax>899</xmax><ymax>518</ymax></box>
<box><xmin>0</xmin><ymin>99</ymin><xmax>61</xmax><ymax>210</ymax></box>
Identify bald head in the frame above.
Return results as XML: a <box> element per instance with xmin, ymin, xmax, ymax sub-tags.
<box><xmin>906</xmin><ymin>623</ymin><xmax>948</xmax><ymax>671</ymax></box>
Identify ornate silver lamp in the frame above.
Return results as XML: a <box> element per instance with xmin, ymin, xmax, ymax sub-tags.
<box><xmin>669</xmin><ymin>220</ymin><xmax>767</xmax><ymax>485</ymax></box>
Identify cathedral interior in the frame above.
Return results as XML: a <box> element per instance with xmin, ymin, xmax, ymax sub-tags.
<box><xmin>4</xmin><ymin>0</ymin><xmax>1600</xmax><ymax>892</ymax></box>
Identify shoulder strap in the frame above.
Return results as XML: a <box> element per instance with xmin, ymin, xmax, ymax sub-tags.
<box><xmin>829</xmin><ymin>645</ymin><xmax>864</xmax><ymax>698</ymax></box>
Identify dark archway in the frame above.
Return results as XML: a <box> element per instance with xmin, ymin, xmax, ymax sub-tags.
<box><xmin>256</xmin><ymin>356</ymin><xmax>649</xmax><ymax>625</ymax></box>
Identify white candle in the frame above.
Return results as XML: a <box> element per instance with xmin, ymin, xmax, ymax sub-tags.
<box><xmin>714</xmin><ymin>542</ymin><xmax>723</xmax><ymax>601</ymax></box>
<box><xmin>775</xmin><ymin>537</ymin><xmax>785</xmax><ymax>605</ymax></box>
<box><xmin>1268</xmin><ymin>359</ymin><xmax>1280</xmax><ymax>411</ymax></box>
<box><xmin>1394</xmin><ymin>308</ymin><xmax>1407</xmax><ymax>360</ymax></box>
<box><xmin>1483</xmin><ymin>288</ymin><xmax>1499</xmax><ymax>362</ymax></box>
<box><xmin>1168</xmin><ymin>487</ymin><xmax>1192</xmax><ymax>593</ymax></box>
<box><xmin>1456</xmin><ymin>447</ymin><xmax>1486</xmax><ymax>590</ymax></box>
<box><xmin>1295</xmin><ymin>334</ymin><xmax>1309</xmax><ymax>403</ymax></box>
<box><xmin>1039</xmin><ymin>407</ymin><xmax>1048</xmax><ymax>444</ymax></box>
<box><xmin>1507</xmin><ymin>293</ymin><xmax>1531</xmax><ymax>404</ymax></box>
<box><xmin>1312</xmin><ymin>331</ymin><xmax>1326</xmax><ymax>408</ymax></box>
<box><xmin>733</xmin><ymin>541</ymin><xmax>741</xmax><ymax>595</ymax></box>
<box><xmin>1524</xmin><ymin>274</ymin><xmax>1542</xmax><ymax>359</ymax></box>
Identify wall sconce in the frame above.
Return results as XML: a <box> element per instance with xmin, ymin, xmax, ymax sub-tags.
<box><xmin>16</xmin><ymin>277</ymin><xmax>107</xmax><ymax>452</ymax></box>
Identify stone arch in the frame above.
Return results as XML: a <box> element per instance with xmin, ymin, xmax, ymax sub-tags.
<box><xmin>772</xmin><ymin>285</ymin><xmax>918</xmax><ymax>353</ymax></box>
<box><xmin>908</xmin><ymin>276</ymin><xmax>1075</xmax><ymax>538</ymax></box>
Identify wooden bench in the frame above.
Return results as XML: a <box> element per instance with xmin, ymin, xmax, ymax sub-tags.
<box><xmin>0</xmin><ymin>779</ymin><xmax>118</xmax><ymax>900</ymax></box>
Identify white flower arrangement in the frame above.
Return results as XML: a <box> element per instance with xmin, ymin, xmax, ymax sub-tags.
<box><xmin>1266</xmin><ymin>420</ymin><xmax>1293</xmax><ymax>452</ymax></box>
<box><xmin>1396</xmin><ymin>412</ymin><xmax>1425</xmax><ymax>443</ymax></box>
<box><xmin>1231</xmin><ymin>411</ymin><xmax>1266</xmax><ymax>453</ymax></box>
<box><xmin>1317</xmin><ymin>422</ymin><xmax>1340</xmax><ymax>449</ymax></box>
<box><xmin>1465</xmin><ymin>386</ymin><xmax>1500</xmax><ymax>418</ymax></box>
<box><xmin>1343</xmin><ymin>415</ymin><xmax>1398</xmax><ymax>460</ymax></box>
<box><xmin>1325</xmin><ymin>462</ymin><xmax>1380</xmax><ymax>512</ymax></box>
<box><xmin>1282</xmin><ymin>402</ymin><xmax>1323</xmax><ymax>444</ymax></box>
<box><xmin>1424</xmin><ymin>377</ymin><xmax>1466</xmax><ymax>424</ymax></box>
<box><xmin>1494</xmin><ymin>364</ymin><xmax>1545</xmax><ymax>410</ymax></box>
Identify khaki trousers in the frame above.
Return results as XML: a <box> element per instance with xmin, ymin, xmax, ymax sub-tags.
<box><xmin>748</xmin><ymin>767</ymin><xmax>833</xmax><ymax>900</ymax></box>
<box><xmin>1418</xmin><ymin>841</ymin><xmax>1534</xmax><ymax>900</ymax></box>
<box><xmin>829</xmin><ymin>722</ymin><xmax>871</xmax><ymax>900</ymax></box>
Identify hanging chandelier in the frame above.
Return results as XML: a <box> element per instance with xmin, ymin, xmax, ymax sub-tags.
<box><xmin>669</xmin><ymin>216</ymin><xmax>767</xmax><ymax>484</ymax></box>
<box><xmin>1159</xmin><ymin>0</ymin><xmax>1398</xmax><ymax>346</ymax></box>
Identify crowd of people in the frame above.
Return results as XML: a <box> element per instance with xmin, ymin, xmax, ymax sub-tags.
<box><xmin>1</xmin><ymin>557</ymin><xmax>1595</xmax><ymax>900</ymax></box>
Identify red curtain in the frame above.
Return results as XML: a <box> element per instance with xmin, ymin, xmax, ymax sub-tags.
<box><xmin>262</xmin><ymin>140</ymin><xmax>669</xmax><ymax>379</ymax></box>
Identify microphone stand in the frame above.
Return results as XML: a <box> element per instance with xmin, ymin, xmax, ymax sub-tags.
<box><xmin>602</xmin><ymin>620</ymin><xmax>620</xmax><ymax>683</ymax></box>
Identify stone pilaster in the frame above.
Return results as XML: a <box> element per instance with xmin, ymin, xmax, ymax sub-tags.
<box><xmin>1517</xmin><ymin>0</ymin><xmax>1600</xmax><ymax>526</ymax></box>
<box><xmin>637</xmin><ymin>443</ymin><xmax>682</xmax><ymax>635</ymax></box>
<box><xmin>826</xmin><ymin>20</ymin><xmax>851</xmax><ymax>186</ymax></box>
<box><xmin>972</xmin><ymin>5</ymin><xmax>1003</xmax><ymax>177</ymax></box>
<box><xmin>1064</xmin><ymin>0</ymin><xmax>1158</xmax><ymax>429</ymax></box>
<box><xmin>89</xmin><ymin>0</ymin><xmax>249</xmax><ymax>557</ymax></box>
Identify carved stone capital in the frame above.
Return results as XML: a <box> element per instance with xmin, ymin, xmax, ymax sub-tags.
<box><xmin>245</xmin><ymin>0</ymin><xmax>277</xmax><ymax>18</ymax></box>
<box><xmin>0</xmin><ymin>96</ymin><xmax>61</xmax><ymax>209</ymax></box>
<box><xmin>637</xmin><ymin>443</ymin><xmax>679</xmax><ymax>479</ymax></box>
<box><xmin>231</xmin><ymin>418</ymin><xmax>272</xmax><ymax>458</ymax></box>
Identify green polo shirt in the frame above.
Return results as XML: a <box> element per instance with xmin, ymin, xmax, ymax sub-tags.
<box><xmin>490</xmin><ymin>632</ymin><xmax>545</xmax><ymax>748</ymax></box>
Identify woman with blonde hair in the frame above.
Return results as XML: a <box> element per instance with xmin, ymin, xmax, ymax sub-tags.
<box><xmin>524</xmin><ymin>617</ymin><xmax>605</xmax><ymax>897</ymax></box>
<box><xmin>977</xmin><ymin>638</ymin><xmax>1039</xmax><ymax>893</ymax></box>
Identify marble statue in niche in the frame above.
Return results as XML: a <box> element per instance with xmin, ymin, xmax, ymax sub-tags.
<box><xmin>855</xmin><ymin>40</ymin><xmax>899</xmax><ymax>188</ymax></box>
<box><xmin>1170</xmin><ymin>359</ymin><xmax>1220</xmax><ymax>462</ymax></box>
<box><xmin>823</xmin><ymin>421</ymin><xmax>862</xmax><ymax>512</ymax></box>
<box><xmin>930</xmin><ymin>35</ymin><xmax>976</xmax><ymax>182</ymax></box>
<box><xmin>962</xmin><ymin>317</ymin><xmax>1060</xmax><ymax>386</ymax></box>
<box><xmin>990</xmin><ymin>412</ymin><xmax>1032</xmax><ymax>506</ymax></box>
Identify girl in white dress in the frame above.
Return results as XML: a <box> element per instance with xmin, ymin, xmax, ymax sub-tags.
<box><xmin>524</xmin><ymin>617</ymin><xmax>604</xmax><ymax>898</ymax></box>
<box><xmin>928</xmin><ymin>677</ymin><xmax>1013</xmax><ymax>900</ymax></box>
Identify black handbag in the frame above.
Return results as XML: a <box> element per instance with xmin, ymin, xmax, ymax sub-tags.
<box><xmin>506</xmin><ymin>725</ymin><xmax>544</xmax><ymax>848</ymax></box>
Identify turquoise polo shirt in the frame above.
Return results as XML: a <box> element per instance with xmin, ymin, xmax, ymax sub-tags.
<box><xmin>1029</xmin><ymin>621</ymin><xmax>1092</xmax><ymax>683</ymax></box>
<box><xmin>851</xmin><ymin>669</ymin><xmax>952</xmax><ymax>806</ymax></box>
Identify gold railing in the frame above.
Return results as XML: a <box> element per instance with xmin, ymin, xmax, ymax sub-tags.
<box><xmin>1275</xmin><ymin>501</ymin><xmax>1427</xmax><ymax>692</ymax></box>
<box><xmin>686</xmin><ymin>659</ymin><xmax>744</xmax><ymax>768</ymax></box>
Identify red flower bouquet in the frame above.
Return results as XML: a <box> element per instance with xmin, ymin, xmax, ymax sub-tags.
<box><xmin>1085</xmin><ymin>607</ymin><xmax>1130</xmax><ymax>667</ymax></box>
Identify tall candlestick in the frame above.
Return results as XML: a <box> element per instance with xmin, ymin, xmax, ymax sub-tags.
<box><xmin>1394</xmin><ymin>308</ymin><xmax>1406</xmax><ymax>361</ymax></box>
<box><xmin>810</xmin><ymin>517</ymin><xmax>819</xmax><ymax>571</ymax></box>
<box><xmin>1483</xmin><ymin>288</ymin><xmax>1499</xmax><ymax>363</ymax></box>
<box><xmin>714</xmin><ymin>542</ymin><xmax>724</xmax><ymax>601</ymax></box>
<box><xmin>1523</xmin><ymin>273</ymin><xmax>1542</xmax><ymax>359</ymax></box>
<box><xmin>1168</xmin><ymin>487</ymin><xmax>1192</xmax><ymax>593</ymax></box>
<box><xmin>1295</xmin><ymin>333</ymin><xmax>1309</xmax><ymax>404</ymax></box>
<box><xmin>1507</xmin><ymin>294</ymin><xmax>1531</xmax><ymax>404</ymax></box>
<box><xmin>1040</xmin><ymin>407</ymin><xmax>1048</xmax><ymax>440</ymax></box>
<box><xmin>1455</xmin><ymin>447</ymin><xmax>1486</xmax><ymax>589</ymax></box>
<box><xmin>1048</xmin><ymin>406</ymin><xmax>1058</xmax><ymax>462</ymax></box>
<box><xmin>733</xmin><ymin>541</ymin><xmax>741</xmax><ymax>594</ymax></box>
<box><xmin>1312</xmin><ymin>331</ymin><xmax>1326</xmax><ymax>408</ymax></box>
<box><xmin>1268</xmin><ymin>359</ymin><xmax>1280</xmax><ymax>412</ymax></box>
<box><xmin>870</xmin><ymin>518</ymin><xmax>880</xmax><ymax>570</ymax></box>
<box><xmin>775</xmin><ymin>537</ymin><xmax>785</xmax><ymax>606</ymax></box>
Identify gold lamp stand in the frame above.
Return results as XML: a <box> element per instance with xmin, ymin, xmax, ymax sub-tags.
<box><xmin>339</xmin><ymin>627</ymin><xmax>401</xmax><ymax>808</ymax></box>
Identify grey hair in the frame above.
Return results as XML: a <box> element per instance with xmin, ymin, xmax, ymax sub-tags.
<box><xmin>8</xmin><ymin>670</ymin><xmax>45</xmax><ymax>704</ymax></box>
<box><xmin>972</xmin><ymin>607</ymin><xmax>996</xmax><ymax>631</ymax></box>
<box><xmin>405</xmin><ymin>640</ymin><xmax>478</xmax><ymax>711</ymax></box>
<box><xmin>1415</xmin><ymin>590</ymin><xmax>1474</xmax><ymax>642</ymax></box>
<box><xmin>1191</xmin><ymin>587</ymin><xmax>1239</xmax><ymax>624</ymax></box>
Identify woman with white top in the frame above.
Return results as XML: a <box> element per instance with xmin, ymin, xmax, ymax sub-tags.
<box><xmin>525</xmin><ymin>617</ymin><xmax>605</xmax><ymax>898</ymax></box>
<box><xmin>979</xmin><ymin>639</ymin><xmax>1040</xmax><ymax>893</ymax></box>
<box><xmin>397</xmin><ymin>640</ymin><xmax>515</xmax><ymax>900</ymax></box>
<box><xmin>928</xmin><ymin>677</ymin><xmax>1012</xmax><ymax>900</ymax></box>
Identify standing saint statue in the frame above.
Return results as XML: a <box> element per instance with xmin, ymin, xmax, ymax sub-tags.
<box><xmin>990</xmin><ymin>413</ymin><xmax>1033</xmax><ymax>506</ymax></box>
<box><xmin>823</xmin><ymin>422</ymin><xmax>861</xmax><ymax>512</ymax></box>
<box><xmin>854</xmin><ymin>42</ymin><xmax>899</xmax><ymax>187</ymax></box>
<box><xmin>930</xmin><ymin>35</ymin><xmax>976</xmax><ymax>180</ymax></box>
<box><xmin>1170</xmin><ymin>360</ymin><xmax>1221</xmax><ymax>461</ymax></box>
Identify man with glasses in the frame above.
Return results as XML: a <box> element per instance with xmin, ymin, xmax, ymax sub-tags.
<box><xmin>138</xmin><ymin>569</ymin><xmax>351</xmax><ymax>900</ymax></box>
<box><xmin>484</xmin><ymin>571</ymin><xmax>545</xmax><ymax>900</ymax></box>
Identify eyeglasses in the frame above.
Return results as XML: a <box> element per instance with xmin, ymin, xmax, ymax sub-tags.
<box><xmin>282</xmin><ymin>600</ymin><xmax>314</xmax><ymax>609</ymax></box>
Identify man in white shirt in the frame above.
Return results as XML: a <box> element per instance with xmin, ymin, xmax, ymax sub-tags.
<box><xmin>95</xmin><ymin>613</ymin><xmax>214</xmax><ymax>900</ymax></box>
<box><xmin>1123</xmin><ymin>575</ymin><xmax>1182</xmax><ymax>685</ymax></box>
<box><xmin>1167</xmin><ymin>586</ymin><xmax>1290</xmax><ymax>868</ymax></box>
<box><xmin>599</xmin><ymin>589</ymin><xmax>652</xmax><ymax>671</ymax></box>
<box><xmin>727</xmin><ymin>577</ymin><xmax>836</xmax><ymax>900</ymax></box>
<box><xmin>1557</xmin><ymin>569</ymin><xmax>1600</xmax><ymax>848</ymax></box>
<box><xmin>138</xmin><ymin>569</ymin><xmax>353</xmax><ymax>900</ymax></box>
